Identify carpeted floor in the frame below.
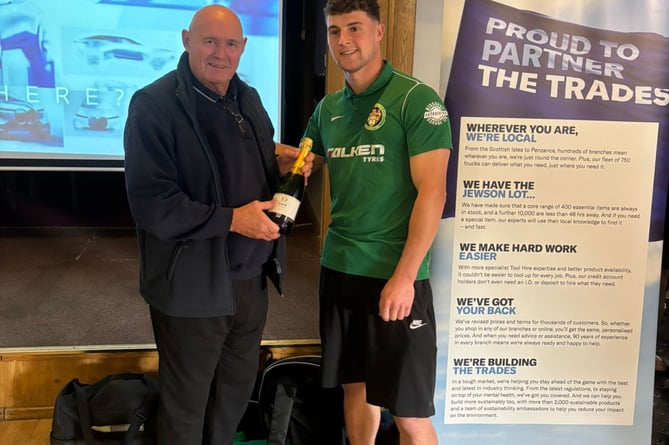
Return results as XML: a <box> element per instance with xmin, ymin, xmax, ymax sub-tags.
<box><xmin>0</xmin><ymin>225</ymin><xmax>320</xmax><ymax>350</ymax></box>
<box><xmin>0</xmin><ymin>170</ymin><xmax>321</xmax><ymax>349</ymax></box>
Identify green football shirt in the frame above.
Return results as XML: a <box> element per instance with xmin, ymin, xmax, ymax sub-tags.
<box><xmin>304</xmin><ymin>61</ymin><xmax>452</xmax><ymax>280</ymax></box>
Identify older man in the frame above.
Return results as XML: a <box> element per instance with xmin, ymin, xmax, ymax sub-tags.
<box><xmin>123</xmin><ymin>5</ymin><xmax>312</xmax><ymax>444</ymax></box>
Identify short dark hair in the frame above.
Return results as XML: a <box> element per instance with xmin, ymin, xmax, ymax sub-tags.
<box><xmin>323</xmin><ymin>0</ymin><xmax>381</xmax><ymax>22</ymax></box>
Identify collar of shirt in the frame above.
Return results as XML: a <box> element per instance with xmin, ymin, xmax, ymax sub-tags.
<box><xmin>190</xmin><ymin>73</ymin><xmax>239</xmax><ymax>103</ymax></box>
<box><xmin>343</xmin><ymin>60</ymin><xmax>394</xmax><ymax>99</ymax></box>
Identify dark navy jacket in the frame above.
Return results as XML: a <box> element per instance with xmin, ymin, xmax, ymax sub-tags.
<box><xmin>123</xmin><ymin>52</ymin><xmax>285</xmax><ymax>317</ymax></box>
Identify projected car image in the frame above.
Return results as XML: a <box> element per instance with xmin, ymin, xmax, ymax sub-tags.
<box><xmin>73</xmin><ymin>102</ymin><xmax>121</xmax><ymax>131</ymax></box>
<box><xmin>73</xmin><ymin>34</ymin><xmax>175</xmax><ymax>70</ymax></box>
<box><xmin>0</xmin><ymin>97</ymin><xmax>51</xmax><ymax>141</ymax></box>
<box><xmin>72</xmin><ymin>82</ymin><xmax>131</xmax><ymax>131</ymax></box>
<box><xmin>0</xmin><ymin>0</ymin><xmax>55</xmax><ymax>87</ymax></box>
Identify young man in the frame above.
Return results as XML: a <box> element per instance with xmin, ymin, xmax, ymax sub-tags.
<box><xmin>303</xmin><ymin>1</ymin><xmax>452</xmax><ymax>444</ymax></box>
<box><xmin>124</xmin><ymin>5</ymin><xmax>311</xmax><ymax>444</ymax></box>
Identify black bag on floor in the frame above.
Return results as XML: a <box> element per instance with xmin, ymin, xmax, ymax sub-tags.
<box><xmin>236</xmin><ymin>348</ymin><xmax>274</xmax><ymax>440</ymax></box>
<box><xmin>257</xmin><ymin>355</ymin><xmax>346</xmax><ymax>445</ymax></box>
<box><xmin>50</xmin><ymin>372</ymin><xmax>159</xmax><ymax>445</ymax></box>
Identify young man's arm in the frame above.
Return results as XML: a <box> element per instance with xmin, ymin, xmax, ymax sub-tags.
<box><xmin>378</xmin><ymin>148</ymin><xmax>450</xmax><ymax>321</ymax></box>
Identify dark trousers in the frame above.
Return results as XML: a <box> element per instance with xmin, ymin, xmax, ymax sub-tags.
<box><xmin>150</xmin><ymin>275</ymin><xmax>268</xmax><ymax>445</ymax></box>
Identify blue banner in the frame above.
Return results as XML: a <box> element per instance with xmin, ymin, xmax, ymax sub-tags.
<box><xmin>433</xmin><ymin>0</ymin><xmax>669</xmax><ymax>443</ymax></box>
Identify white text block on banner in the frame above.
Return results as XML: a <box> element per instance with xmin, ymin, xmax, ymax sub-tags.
<box><xmin>445</xmin><ymin>117</ymin><xmax>658</xmax><ymax>425</ymax></box>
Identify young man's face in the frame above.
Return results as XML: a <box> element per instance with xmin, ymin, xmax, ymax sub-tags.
<box><xmin>326</xmin><ymin>10</ymin><xmax>384</xmax><ymax>75</ymax></box>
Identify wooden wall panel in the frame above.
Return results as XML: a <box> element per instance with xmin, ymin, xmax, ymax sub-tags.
<box><xmin>0</xmin><ymin>350</ymin><xmax>158</xmax><ymax>420</ymax></box>
<box><xmin>0</xmin><ymin>342</ymin><xmax>321</xmax><ymax>421</ymax></box>
<box><xmin>388</xmin><ymin>0</ymin><xmax>417</xmax><ymax>74</ymax></box>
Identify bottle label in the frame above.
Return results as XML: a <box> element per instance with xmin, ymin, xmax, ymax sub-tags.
<box><xmin>270</xmin><ymin>192</ymin><xmax>301</xmax><ymax>219</ymax></box>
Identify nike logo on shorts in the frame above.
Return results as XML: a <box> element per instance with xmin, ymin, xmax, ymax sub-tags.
<box><xmin>409</xmin><ymin>319</ymin><xmax>428</xmax><ymax>330</ymax></box>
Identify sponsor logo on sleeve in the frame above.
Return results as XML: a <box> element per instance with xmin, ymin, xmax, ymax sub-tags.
<box><xmin>424</xmin><ymin>102</ymin><xmax>448</xmax><ymax>126</ymax></box>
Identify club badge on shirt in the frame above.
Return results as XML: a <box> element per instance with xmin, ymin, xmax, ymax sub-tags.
<box><xmin>365</xmin><ymin>103</ymin><xmax>386</xmax><ymax>131</ymax></box>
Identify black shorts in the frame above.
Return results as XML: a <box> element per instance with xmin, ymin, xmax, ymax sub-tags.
<box><xmin>319</xmin><ymin>266</ymin><xmax>437</xmax><ymax>418</ymax></box>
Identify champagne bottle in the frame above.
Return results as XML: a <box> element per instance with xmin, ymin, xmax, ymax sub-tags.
<box><xmin>268</xmin><ymin>137</ymin><xmax>313</xmax><ymax>234</ymax></box>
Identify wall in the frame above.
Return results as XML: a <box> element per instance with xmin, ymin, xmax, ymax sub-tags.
<box><xmin>413</xmin><ymin>0</ymin><xmax>445</xmax><ymax>93</ymax></box>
